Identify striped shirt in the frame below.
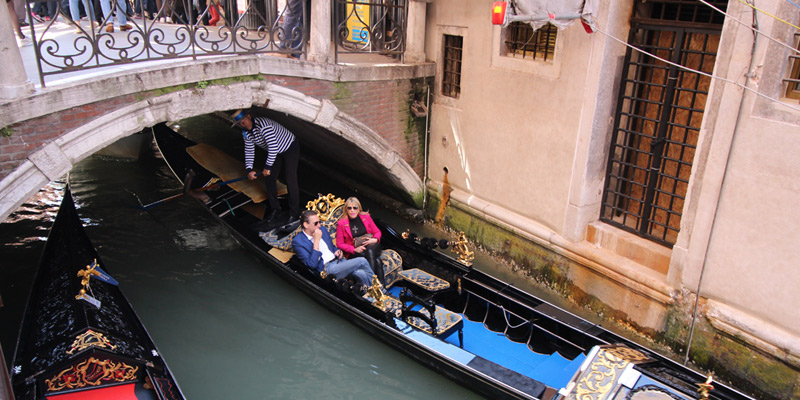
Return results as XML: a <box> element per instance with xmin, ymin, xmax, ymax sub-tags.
<box><xmin>243</xmin><ymin>117</ymin><xmax>296</xmax><ymax>171</ymax></box>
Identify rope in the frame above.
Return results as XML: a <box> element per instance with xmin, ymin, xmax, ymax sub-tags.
<box><xmin>593</xmin><ymin>25</ymin><xmax>800</xmax><ymax>114</ymax></box>
<box><xmin>223</xmin><ymin>198</ymin><xmax>235</xmax><ymax>216</ymax></box>
<box><xmin>500</xmin><ymin>305</ymin><xmax>529</xmax><ymax>329</ymax></box>
<box><xmin>698</xmin><ymin>0</ymin><xmax>800</xmax><ymax>55</ymax></box>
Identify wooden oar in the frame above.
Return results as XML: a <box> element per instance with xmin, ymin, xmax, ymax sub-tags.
<box><xmin>140</xmin><ymin>173</ymin><xmax>254</xmax><ymax>210</ymax></box>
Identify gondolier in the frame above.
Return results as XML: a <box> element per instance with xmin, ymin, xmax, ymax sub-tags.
<box><xmin>231</xmin><ymin>108</ymin><xmax>300</xmax><ymax>224</ymax></box>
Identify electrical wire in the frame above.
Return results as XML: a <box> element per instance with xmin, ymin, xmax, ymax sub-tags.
<box><xmin>735</xmin><ymin>0</ymin><xmax>800</xmax><ymax>30</ymax></box>
<box><xmin>786</xmin><ymin>0</ymin><xmax>800</xmax><ymax>10</ymax></box>
<box><xmin>592</xmin><ymin>25</ymin><xmax>800</xmax><ymax>114</ymax></box>
<box><xmin>698</xmin><ymin>0</ymin><xmax>800</xmax><ymax>55</ymax></box>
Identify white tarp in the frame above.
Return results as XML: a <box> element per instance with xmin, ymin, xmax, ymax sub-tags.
<box><xmin>507</xmin><ymin>0</ymin><xmax>599</xmax><ymax>31</ymax></box>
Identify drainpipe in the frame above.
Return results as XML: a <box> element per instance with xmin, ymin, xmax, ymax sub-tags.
<box><xmin>422</xmin><ymin>83</ymin><xmax>431</xmax><ymax>211</ymax></box>
<box><xmin>684</xmin><ymin>2</ymin><xmax>759</xmax><ymax>366</ymax></box>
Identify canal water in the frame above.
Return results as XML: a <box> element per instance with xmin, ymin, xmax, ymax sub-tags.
<box><xmin>0</xmin><ymin>116</ymin><xmax>599</xmax><ymax>399</ymax></box>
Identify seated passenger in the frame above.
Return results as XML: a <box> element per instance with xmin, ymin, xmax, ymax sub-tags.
<box><xmin>335</xmin><ymin>197</ymin><xmax>384</xmax><ymax>285</ymax></box>
<box><xmin>292</xmin><ymin>210</ymin><xmax>373</xmax><ymax>289</ymax></box>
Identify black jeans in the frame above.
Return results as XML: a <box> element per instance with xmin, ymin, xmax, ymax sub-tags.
<box><xmin>353</xmin><ymin>242</ymin><xmax>383</xmax><ymax>285</ymax></box>
<box><xmin>266</xmin><ymin>140</ymin><xmax>299</xmax><ymax>217</ymax></box>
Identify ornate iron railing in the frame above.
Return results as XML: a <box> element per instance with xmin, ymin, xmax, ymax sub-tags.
<box><xmin>333</xmin><ymin>0</ymin><xmax>406</xmax><ymax>63</ymax></box>
<box><xmin>25</xmin><ymin>0</ymin><xmax>306</xmax><ymax>86</ymax></box>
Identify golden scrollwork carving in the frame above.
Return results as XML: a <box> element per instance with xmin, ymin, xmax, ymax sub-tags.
<box><xmin>574</xmin><ymin>347</ymin><xmax>633</xmax><ymax>400</ymax></box>
<box><xmin>604</xmin><ymin>346</ymin><xmax>650</xmax><ymax>364</ymax></box>
<box><xmin>305</xmin><ymin>194</ymin><xmax>345</xmax><ymax>222</ymax></box>
<box><xmin>66</xmin><ymin>329</ymin><xmax>117</xmax><ymax>355</ymax></box>
<box><xmin>366</xmin><ymin>275</ymin><xmax>389</xmax><ymax>311</ymax></box>
<box><xmin>451</xmin><ymin>232</ymin><xmax>474</xmax><ymax>266</ymax></box>
<box><xmin>45</xmin><ymin>357</ymin><xmax>138</xmax><ymax>392</ymax></box>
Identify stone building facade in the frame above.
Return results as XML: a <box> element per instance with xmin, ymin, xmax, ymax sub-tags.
<box><xmin>421</xmin><ymin>0</ymin><xmax>800</xmax><ymax>398</ymax></box>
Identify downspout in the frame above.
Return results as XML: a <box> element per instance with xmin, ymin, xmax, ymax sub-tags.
<box><xmin>684</xmin><ymin>2</ymin><xmax>759</xmax><ymax>366</ymax></box>
<box><xmin>422</xmin><ymin>83</ymin><xmax>431</xmax><ymax>211</ymax></box>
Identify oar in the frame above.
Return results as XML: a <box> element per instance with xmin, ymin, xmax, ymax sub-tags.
<box><xmin>140</xmin><ymin>173</ymin><xmax>254</xmax><ymax>210</ymax></box>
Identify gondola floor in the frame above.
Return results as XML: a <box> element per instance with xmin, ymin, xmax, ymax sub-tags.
<box><xmin>385</xmin><ymin>286</ymin><xmax>583</xmax><ymax>395</ymax></box>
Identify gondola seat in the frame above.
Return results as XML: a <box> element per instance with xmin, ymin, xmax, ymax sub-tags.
<box><xmin>260</xmin><ymin>228</ymin><xmax>402</xmax><ymax>288</ymax></box>
<box><xmin>260</xmin><ymin>225</ymin><xmax>302</xmax><ymax>251</ymax></box>
<box><xmin>379</xmin><ymin>249</ymin><xmax>403</xmax><ymax>288</ymax></box>
<box><xmin>399</xmin><ymin>268</ymin><xmax>450</xmax><ymax>294</ymax></box>
<box><xmin>406</xmin><ymin>304</ymin><xmax>464</xmax><ymax>347</ymax></box>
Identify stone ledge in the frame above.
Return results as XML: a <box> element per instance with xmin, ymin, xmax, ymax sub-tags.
<box><xmin>706</xmin><ymin>299</ymin><xmax>800</xmax><ymax>368</ymax></box>
<box><xmin>586</xmin><ymin>222</ymin><xmax>672</xmax><ymax>275</ymax></box>
<box><xmin>1</xmin><ymin>56</ymin><xmax>435</xmax><ymax>129</ymax></box>
<box><xmin>429</xmin><ymin>181</ymin><xmax>675</xmax><ymax>306</ymax></box>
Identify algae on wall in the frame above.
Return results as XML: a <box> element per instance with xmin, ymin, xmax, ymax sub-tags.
<box><xmin>424</xmin><ymin>189</ymin><xmax>799</xmax><ymax>400</ymax></box>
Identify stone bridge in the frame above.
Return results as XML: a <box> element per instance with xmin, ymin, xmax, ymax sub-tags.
<box><xmin>0</xmin><ymin>55</ymin><xmax>435</xmax><ymax>221</ymax></box>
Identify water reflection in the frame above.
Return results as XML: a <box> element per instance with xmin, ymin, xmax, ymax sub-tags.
<box><xmin>0</xmin><ymin>141</ymin><xmax>483</xmax><ymax>399</ymax></box>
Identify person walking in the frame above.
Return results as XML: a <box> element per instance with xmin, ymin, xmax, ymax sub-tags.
<box><xmin>98</xmin><ymin>0</ymin><xmax>132</xmax><ymax>32</ymax></box>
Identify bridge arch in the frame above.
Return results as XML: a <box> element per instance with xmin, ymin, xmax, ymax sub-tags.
<box><xmin>0</xmin><ymin>81</ymin><xmax>424</xmax><ymax>220</ymax></box>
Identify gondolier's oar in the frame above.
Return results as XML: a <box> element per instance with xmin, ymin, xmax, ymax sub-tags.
<box><xmin>140</xmin><ymin>173</ymin><xmax>255</xmax><ymax>210</ymax></box>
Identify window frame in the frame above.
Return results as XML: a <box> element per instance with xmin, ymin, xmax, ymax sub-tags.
<box><xmin>442</xmin><ymin>34</ymin><xmax>463</xmax><ymax>99</ymax></box>
<box><xmin>503</xmin><ymin>22</ymin><xmax>558</xmax><ymax>62</ymax></box>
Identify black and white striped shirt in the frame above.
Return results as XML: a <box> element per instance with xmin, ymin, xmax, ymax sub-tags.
<box><xmin>243</xmin><ymin>117</ymin><xmax>296</xmax><ymax>171</ymax></box>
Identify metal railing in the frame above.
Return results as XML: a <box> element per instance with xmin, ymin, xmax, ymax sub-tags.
<box><xmin>25</xmin><ymin>0</ymin><xmax>307</xmax><ymax>86</ymax></box>
<box><xmin>333</xmin><ymin>0</ymin><xmax>406</xmax><ymax>63</ymax></box>
<box><xmin>23</xmin><ymin>0</ymin><xmax>410</xmax><ymax>85</ymax></box>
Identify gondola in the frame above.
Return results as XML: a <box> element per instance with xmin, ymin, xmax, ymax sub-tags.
<box><xmin>152</xmin><ymin>122</ymin><xmax>753</xmax><ymax>400</ymax></box>
<box><xmin>10</xmin><ymin>186</ymin><xmax>186</xmax><ymax>400</ymax></box>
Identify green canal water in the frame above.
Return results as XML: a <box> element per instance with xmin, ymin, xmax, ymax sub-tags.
<box><xmin>0</xmin><ymin>116</ymin><xmax>601</xmax><ymax>399</ymax></box>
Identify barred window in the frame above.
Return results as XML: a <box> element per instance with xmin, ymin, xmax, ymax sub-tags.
<box><xmin>786</xmin><ymin>32</ymin><xmax>800</xmax><ymax>100</ymax></box>
<box><xmin>504</xmin><ymin>22</ymin><xmax>557</xmax><ymax>62</ymax></box>
<box><xmin>442</xmin><ymin>34</ymin><xmax>463</xmax><ymax>98</ymax></box>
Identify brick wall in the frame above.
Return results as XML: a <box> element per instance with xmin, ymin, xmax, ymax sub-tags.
<box><xmin>262</xmin><ymin>76</ymin><xmax>424</xmax><ymax>177</ymax></box>
<box><xmin>1</xmin><ymin>94</ymin><xmax>140</xmax><ymax>178</ymax></box>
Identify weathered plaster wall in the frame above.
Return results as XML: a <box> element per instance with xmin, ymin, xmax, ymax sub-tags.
<box><xmin>424</xmin><ymin>1</ymin><xmax>595</xmax><ymax>234</ymax></box>
<box><xmin>423</xmin><ymin>0</ymin><xmax>800</xmax><ymax>397</ymax></box>
<box><xmin>672</xmin><ymin>0</ymin><xmax>800</xmax><ymax>370</ymax></box>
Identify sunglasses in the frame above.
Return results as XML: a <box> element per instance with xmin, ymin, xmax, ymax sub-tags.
<box><xmin>305</xmin><ymin>220</ymin><xmax>320</xmax><ymax>226</ymax></box>
<box><xmin>346</xmin><ymin>206</ymin><xmax>359</xmax><ymax>210</ymax></box>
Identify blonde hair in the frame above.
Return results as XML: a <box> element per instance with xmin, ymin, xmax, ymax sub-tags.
<box><xmin>342</xmin><ymin>197</ymin><xmax>368</xmax><ymax>219</ymax></box>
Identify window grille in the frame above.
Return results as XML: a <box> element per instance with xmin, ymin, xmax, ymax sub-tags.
<box><xmin>601</xmin><ymin>0</ymin><xmax>724</xmax><ymax>247</ymax></box>
<box><xmin>442</xmin><ymin>35</ymin><xmax>463</xmax><ymax>98</ymax></box>
<box><xmin>504</xmin><ymin>22</ymin><xmax>557</xmax><ymax>62</ymax></box>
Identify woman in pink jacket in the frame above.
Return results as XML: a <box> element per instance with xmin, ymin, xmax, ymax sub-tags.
<box><xmin>336</xmin><ymin>197</ymin><xmax>384</xmax><ymax>285</ymax></box>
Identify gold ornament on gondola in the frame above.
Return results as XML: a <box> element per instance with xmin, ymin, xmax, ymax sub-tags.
<box><xmin>66</xmin><ymin>329</ymin><xmax>117</xmax><ymax>354</ymax></box>
<box><xmin>697</xmin><ymin>373</ymin><xmax>714</xmax><ymax>399</ymax></box>
<box><xmin>366</xmin><ymin>275</ymin><xmax>388</xmax><ymax>311</ymax></box>
<box><xmin>45</xmin><ymin>357</ymin><xmax>138</xmax><ymax>392</ymax></box>
<box><xmin>305</xmin><ymin>194</ymin><xmax>345</xmax><ymax>222</ymax></box>
<box><xmin>401</xmin><ymin>229</ymin><xmax>474</xmax><ymax>266</ymax></box>
<box><xmin>75</xmin><ymin>259</ymin><xmax>101</xmax><ymax>300</ymax></box>
<box><xmin>451</xmin><ymin>232</ymin><xmax>474</xmax><ymax>266</ymax></box>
